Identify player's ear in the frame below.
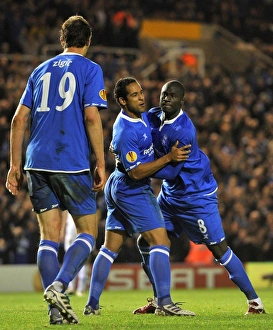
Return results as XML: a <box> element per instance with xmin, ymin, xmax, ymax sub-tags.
<box><xmin>119</xmin><ymin>97</ymin><xmax>126</xmax><ymax>106</ymax></box>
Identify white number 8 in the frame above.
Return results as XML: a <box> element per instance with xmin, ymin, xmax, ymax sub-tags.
<box><xmin>197</xmin><ymin>219</ymin><xmax>207</xmax><ymax>234</ymax></box>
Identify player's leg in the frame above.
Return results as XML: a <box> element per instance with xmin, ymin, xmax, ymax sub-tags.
<box><xmin>132</xmin><ymin>235</ymin><xmax>158</xmax><ymax>314</ymax></box>
<box><xmin>84</xmin><ymin>229</ymin><xmax>127</xmax><ymax>315</ymax></box>
<box><xmin>133</xmin><ymin>230</ymin><xmax>173</xmax><ymax>314</ymax></box>
<box><xmin>208</xmin><ymin>240</ymin><xmax>265</xmax><ymax>314</ymax></box>
<box><xmin>182</xmin><ymin>191</ymin><xmax>265</xmax><ymax>315</ymax></box>
<box><xmin>43</xmin><ymin>213</ymin><xmax>95</xmax><ymax>325</ymax></box>
<box><xmin>141</xmin><ymin>228</ymin><xmax>195</xmax><ymax>316</ymax></box>
<box><xmin>46</xmin><ymin>172</ymin><xmax>97</xmax><ymax>290</ymax></box>
<box><xmin>44</xmin><ymin>172</ymin><xmax>97</xmax><ymax>324</ymax></box>
<box><xmin>132</xmin><ymin>189</ymin><xmax>195</xmax><ymax>316</ymax></box>
<box><xmin>36</xmin><ymin>208</ymin><xmax>62</xmax><ymax>289</ymax></box>
<box><xmin>140</xmin><ymin>228</ymin><xmax>170</xmax><ymax>306</ymax></box>
<box><xmin>26</xmin><ymin>171</ymin><xmax>63</xmax><ymax>325</ymax></box>
<box><xmin>44</xmin><ymin>213</ymin><xmax>96</xmax><ymax>324</ymax></box>
<box><xmin>51</xmin><ymin>213</ymin><xmax>96</xmax><ymax>292</ymax></box>
<box><xmin>134</xmin><ymin>194</ymin><xmax>185</xmax><ymax>314</ymax></box>
<box><xmin>27</xmin><ymin>171</ymin><xmax>62</xmax><ymax>289</ymax></box>
<box><xmin>136</xmin><ymin>226</ymin><xmax>182</xmax><ymax>302</ymax></box>
<box><xmin>83</xmin><ymin>172</ymin><xmax>124</xmax><ymax>315</ymax></box>
<box><xmin>36</xmin><ymin>209</ymin><xmax>63</xmax><ymax>325</ymax></box>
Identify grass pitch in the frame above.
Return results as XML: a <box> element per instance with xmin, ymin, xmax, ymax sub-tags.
<box><xmin>0</xmin><ymin>288</ymin><xmax>272</xmax><ymax>329</ymax></box>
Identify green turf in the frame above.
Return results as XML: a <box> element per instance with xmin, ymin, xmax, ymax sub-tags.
<box><xmin>0</xmin><ymin>288</ymin><xmax>272</xmax><ymax>329</ymax></box>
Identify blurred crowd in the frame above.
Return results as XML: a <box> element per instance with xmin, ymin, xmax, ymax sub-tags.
<box><xmin>1</xmin><ymin>0</ymin><xmax>273</xmax><ymax>265</ymax></box>
<box><xmin>1</xmin><ymin>0</ymin><xmax>273</xmax><ymax>56</ymax></box>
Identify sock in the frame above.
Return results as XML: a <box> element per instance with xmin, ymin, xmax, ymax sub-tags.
<box><xmin>149</xmin><ymin>245</ymin><xmax>172</xmax><ymax>306</ymax></box>
<box><xmin>248</xmin><ymin>297</ymin><xmax>263</xmax><ymax>309</ymax></box>
<box><xmin>138</xmin><ymin>243</ymin><xmax>157</xmax><ymax>299</ymax></box>
<box><xmin>55</xmin><ymin>233</ymin><xmax>95</xmax><ymax>292</ymax></box>
<box><xmin>37</xmin><ymin>240</ymin><xmax>59</xmax><ymax>289</ymax></box>
<box><xmin>51</xmin><ymin>280</ymin><xmax>63</xmax><ymax>292</ymax></box>
<box><xmin>86</xmin><ymin>246</ymin><xmax>118</xmax><ymax>309</ymax></box>
<box><xmin>217</xmin><ymin>247</ymin><xmax>258</xmax><ymax>300</ymax></box>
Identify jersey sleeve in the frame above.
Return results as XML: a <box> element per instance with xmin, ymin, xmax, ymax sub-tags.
<box><xmin>84</xmin><ymin>63</ymin><xmax>107</xmax><ymax>110</ymax></box>
<box><xmin>19</xmin><ymin>76</ymin><xmax>33</xmax><ymax>109</ymax></box>
<box><xmin>119</xmin><ymin>130</ymin><xmax>142</xmax><ymax>172</ymax></box>
<box><xmin>153</xmin><ymin>161</ymin><xmax>185</xmax><ymax>180</ymax></box>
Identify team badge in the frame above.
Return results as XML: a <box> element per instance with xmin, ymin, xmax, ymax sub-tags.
<box><xmin>99</xmin><ymin>89</ymin><xmax>107</xmax><ymax>101</ymax></box>
<box><xmin>126</xmin><ymin>151</ymin><xmax>137</xmax><ymax>162</ymax></box>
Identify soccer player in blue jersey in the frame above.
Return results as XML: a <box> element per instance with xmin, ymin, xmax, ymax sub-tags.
<box><xmin>133</xmin><ymin>80</ymin><xmax>265</xmax><ymax>315</ymax></box>
<box><xmin>83</xmin><ymin>77</ymin><xmax>195</xmax><ymax>317</ymax></box>
<box><xmin>5</xmin><ymin>16</ymin><xmax>107</xmax><ymax>324</ymax></box>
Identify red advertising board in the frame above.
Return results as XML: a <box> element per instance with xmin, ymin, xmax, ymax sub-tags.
<box><xmin>102</xmin><ymin>263</ymin><xmax>235</xmax><ymax>290</ymax></box>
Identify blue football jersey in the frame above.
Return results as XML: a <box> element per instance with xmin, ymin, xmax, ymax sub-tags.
<box><xmin>104</xmin><ymin>110</ymin><xmax>165</xmax><ymax>235</ymax></box>
<box><xmin>148</xmin><ymin>107</ymin><xmax>217</xmax><ymax>197</ymax></box>
<box><xmin>110</xmin><ymin>110</ymin><xmax>155</xmax><ymax>177</ymax></box>
<box><xmin>21</xmin><ymin>52</ymin><xmax>107</xmax><ymax>172</ymax></box>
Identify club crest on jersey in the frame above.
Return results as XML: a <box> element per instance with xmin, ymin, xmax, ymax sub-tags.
<box><xmin>126</xmin><ymin>151</ymin><xmax>137</xmax><ymax>162</ymax></box>
<box><xmin>161</xmin><ymin>134</ymin><xmax>168</xmax><ymax>146</ymax></box>
<box><xmin>99</xmin><ymin>89</ymin><xmax>107</xmax><ymax>101</ymax></box>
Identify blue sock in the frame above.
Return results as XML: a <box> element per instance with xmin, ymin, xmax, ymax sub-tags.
<box><xmin>55</xmin><ymin>233</ymin><xmax>95</xmax><ymax>291</ymax></box>
<box><xmin>138</xmin><ymin>244</ymin><xmax>157</xmax><ymax>299</ymax></box>
<box><xmin>87</xmin><ymin>246</ymin><xmax>118</xmax><ymax>309</ymax></box>
<box><xmin>217</xmin><ymin>247</ymin><xmax>258</xmax><ymax>300</ymax></box>
<box><xmin>37</xmin><ymin>240</ymin><xmax>59</xmax><ymax>289</ymax></box>
<box><xmin>149</xmin><ymin>245</ymin><xmax>172</xmax><ymax>306</ymax></box>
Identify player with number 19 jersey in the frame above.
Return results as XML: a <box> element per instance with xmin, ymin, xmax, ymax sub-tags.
<box><xmin>21</xmin><ymin>52</ymin><xmax>107</xmax><ymax>173</ymax></box>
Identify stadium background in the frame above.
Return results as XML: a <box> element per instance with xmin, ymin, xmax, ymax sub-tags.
<box><xmin>1</xmin><ymin>0</ymin><xmax>273</xmax><ymax>290</ymax></box>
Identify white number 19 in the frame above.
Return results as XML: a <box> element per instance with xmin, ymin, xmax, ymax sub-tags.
<box><xmin>37</xmin><ymin>72</ymin><xmax>76</xmax><ymax>112</ymax></box>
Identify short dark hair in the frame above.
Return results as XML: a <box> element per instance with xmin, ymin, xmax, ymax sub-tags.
<box><xmin>164</xmin><ymin>80</ymin><xmax>185</xmax><ymax>101</ymax></box>
<box><xmin>60</xmin><ymin>15</ymin><xmax>92</xmax><ymax>48</ymax></box>
<box><xmin>114</xmin><ymin>77</ymin><xmax>138</xmax><ymax>105</ymax></box>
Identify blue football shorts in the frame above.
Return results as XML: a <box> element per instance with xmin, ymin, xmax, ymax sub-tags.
<box><xmin>158</xmin><ymin>190</ymin><xmax>225</xmax><ymax>245</ymax></box>
<box><xmin>104</xmin><ymin>171</ymin><xmax>165</xmax><ymax>236</ymax></box>
<box><xmin>26</xmin><ymin>170</ymin><xmax>96</xmax><ymax>215</ymax></box>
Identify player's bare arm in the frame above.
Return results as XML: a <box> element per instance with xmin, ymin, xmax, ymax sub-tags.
<box><xmin>84</xmin><ymin>105</ymin><xmax>106</xmax><ymax>191</ymax></box>
<box><xmin>6</xmin><ymin>104</ymin><xmax>30</xmax><ymax>195</ymax></box>
<box><xmin>128</xmin><ymin>142</ymin><xmax>191</xmax><ymax>181</ymax></box>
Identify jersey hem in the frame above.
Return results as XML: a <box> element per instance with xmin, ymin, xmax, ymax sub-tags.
<box><xmin>24</xmin><ymin>168</ymin><xmax>90</xmax><ymax>173</ymax></box>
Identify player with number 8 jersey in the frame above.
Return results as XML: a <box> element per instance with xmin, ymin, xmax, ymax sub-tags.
<box><xmin>134</xmin><ymin>80</ymin><xmax>265</xmax><ymax>316</ymax></box>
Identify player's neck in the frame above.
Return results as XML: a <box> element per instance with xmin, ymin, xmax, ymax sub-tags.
<box><xmin>63</xmin><ymin>46</ymin><xmax>88</xmax><ymax>56</ymax></box>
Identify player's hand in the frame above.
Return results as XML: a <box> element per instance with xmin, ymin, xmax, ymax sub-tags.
<box><xmin>6</xmin><ymin>168</ymin><xmax>24</xmax><ymax>195</ymax></box>
<box><xmin>169</xmin><ymin>141</ymin><xmax>191</xmax><ymax>162</ymax></box>
<box><xmin>116</xmin><ymin>160</ymin><xmax>126</xmax><ymax>173</ymax></box>
<box><xmin>92</xmin><ymin>166</ymin><xmax>106</xmax><ymax>192</ymax></box>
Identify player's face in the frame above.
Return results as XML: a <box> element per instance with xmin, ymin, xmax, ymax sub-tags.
<box><xmin>160</xmin><ymin>84</ymin><xmax>183</xmax><ymax>120</ymax></box>
<box><xmin>121</xmin><ymin>82</ymin><xmax>145</xmax><ymax>119</ymax></box>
